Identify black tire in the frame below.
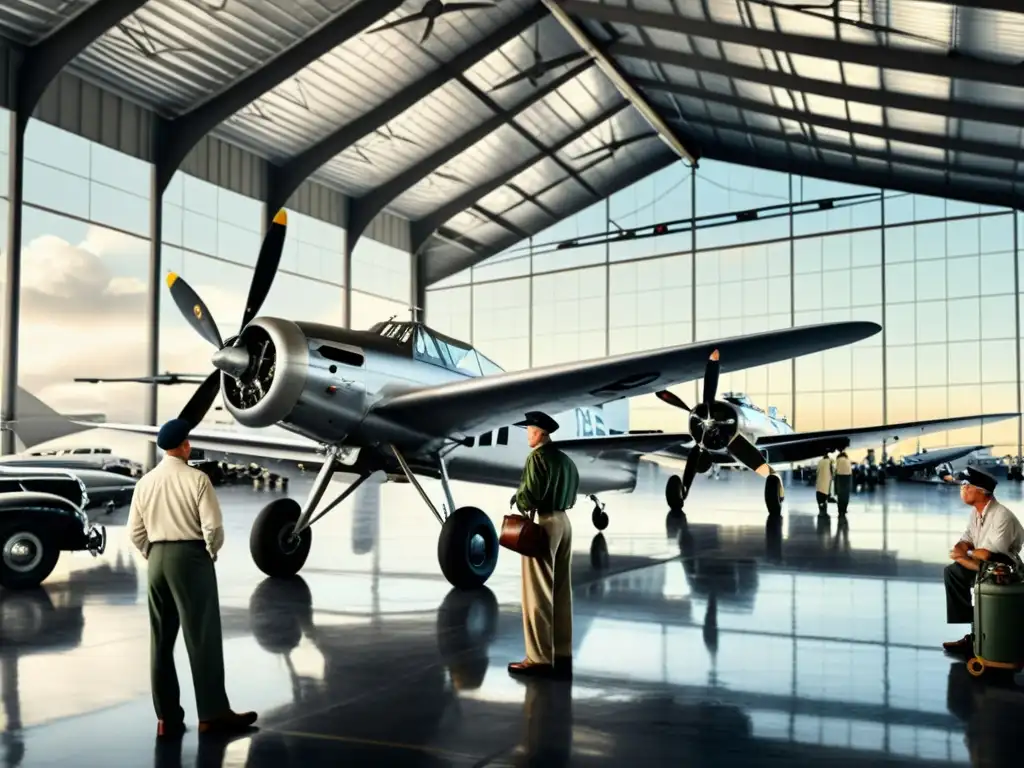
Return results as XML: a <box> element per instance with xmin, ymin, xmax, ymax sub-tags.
<box><xmin>764</xmin><ymin>473</ymin><xmax>784</xmax><ymax>517</ymax></box>
<box><xmin>665</xmin><ymin>474</ymin><xmax>685</xmax><ymax>509</ymax></box>
<box><xmin>0</xmin><ymin>523</ymin><xmax>60</xmax><ymax>590</ymax></box>
<box><xmin>437</xmin><ymin>507</ymin><xmax>498</xmax><ymax>590</ymax></box>
<box><xmin>250</xmin><ymin>498</ymin><xmax>312</xmax><ymax>578</ymax></box>
<box><xmin>591</xmin><ymin>506</ymin><xmax>609</xmax><ymax>531</ymax></box>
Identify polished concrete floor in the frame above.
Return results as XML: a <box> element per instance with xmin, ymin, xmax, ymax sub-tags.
<box><xmin>2</xmin><ymin>461</ymin><xmax>1023</xmax><ymax>767</ymax></box>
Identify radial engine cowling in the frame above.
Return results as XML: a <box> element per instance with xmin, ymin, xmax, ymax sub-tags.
<box><xmin>221</xmin><ymin>317</ymin><xmax>309</xmax><ymax>428</ymax></box>
<box><xmin>688</xmin><ymin>401</ymin><xmax>740</xmax><ymax>452</ymax></box>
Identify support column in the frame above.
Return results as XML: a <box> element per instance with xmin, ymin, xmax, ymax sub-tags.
<box><xmin>145</xmin><ymin>166</ymin><xmax>164</xmax><ymax>470</ymax></box>
<box><xmin>1</xmin><ymin>114</ymin><xmax>25</xmax><ymax>455</ymax></box>
<box><xmin>1014</xmin><ymin>213</ymin><xmax>1021</xmax><ymax>457</ymax></box>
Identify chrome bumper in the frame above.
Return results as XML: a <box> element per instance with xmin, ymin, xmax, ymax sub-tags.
<box><xmin>85</xmin><ymin>524</ymin><xmax>106</xmax><ymax>556</ymax></box>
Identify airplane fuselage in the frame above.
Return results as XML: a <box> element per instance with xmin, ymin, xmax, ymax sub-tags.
<box><xmin>217</xmin><ymin>317</ymin><xmax>635</xmax><ymax>495</ymax></box>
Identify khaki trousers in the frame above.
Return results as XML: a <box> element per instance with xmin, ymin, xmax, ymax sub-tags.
<box><xmin>521</xmin><ymin>511</ymin><xmax>573</xmax><ymax>664</ymax></box>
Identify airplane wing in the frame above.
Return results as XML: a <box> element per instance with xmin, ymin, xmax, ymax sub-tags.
<box><xmin>657</xmin><ymin>414</ymin><xmax>1018</xmax><ymax>465</ymax></box>
<box><xmin>372</xmin><ymin>322</ymin><xmax>880</xmax><ymax>440</ymax></box>
<box><xmin>554</xmin><ymin>432</ymin><xmax>694</xmax><ymax>460</ymax></box>
<box><xmin>72</xmin><ymin>421</ymin><xmax>327</xmax><ymax>467</ymax></box>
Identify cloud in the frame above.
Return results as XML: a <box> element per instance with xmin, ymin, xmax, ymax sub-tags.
<box><xmin>4</xmin><ymin>226</ymin><xmax>343</xmax><ymax>460</ymax></box>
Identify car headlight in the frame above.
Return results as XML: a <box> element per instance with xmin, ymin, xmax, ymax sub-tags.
<box><xmin>76</xmin><ymin>476</ymin><xmax>90</xmax><ymax>510</ymax></box>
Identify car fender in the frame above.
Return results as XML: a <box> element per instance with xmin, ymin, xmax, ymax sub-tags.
<box><xmin>0</xmin><ymin>491</ymin><xmax>90</xmax><ymax>550</ymax></box>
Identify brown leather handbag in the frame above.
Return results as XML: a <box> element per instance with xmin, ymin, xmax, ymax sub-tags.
<box><xmin>500</xmin><ymin>511</ymin><xmax>548</xmax><ymax>558</ymax></box>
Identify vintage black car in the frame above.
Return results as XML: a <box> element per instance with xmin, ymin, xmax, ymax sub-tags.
<box><xmin>0</xmin><ymin>456</ymin><xmax>137</xmax><ymax>510</ymax></box>
<box><xmin>0</xmin><ymin>466</ymin><xmax>106</xmax><ymax>590</ymax></box>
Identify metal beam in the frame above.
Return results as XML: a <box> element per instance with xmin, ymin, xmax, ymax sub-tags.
<box><xmin>915</xmin><ymin>0</ymin><xmax>1024</xmax><ymax>10</ymax></box>
<box><xmin>410</xmin><ymin>100</ymin><xmax>630</xmax><ymax>253</ymax></box>
<box><xmin>650</xmin><ymin>79</ymin><xmax>1024</xmax><ymax>163</ymax></box>
<box><xmin>559</xmin><ymin>1</ymin><xmax>1024</xmax><ymax>89</ymax></box>
<box><xmin>154</xmin><ymin>0</ymin><xmax>404</xmax><ymax>194</ymax></box>
<box><xmin>469</xmin><ymin>205</ymin><xmax>530</xmax><ymax>240</ymax></box>
<box><xmin>541</xmin><ymin>0</ymin><xmax>699</xmax><ymax>165</ymax></box>
<box><xmin>264</xmin><ymin>2</ymin><xmax>549</xmax><ymax>224</ymax></box>
<box><xmin>2</xmin><ymin>0</ymin><xmax>147</xmax><ymax>456</ymax></box>
<box><xmin>615</xmin><ymin>42</ymin><xmax>1024</xmax><ymax>130</ymax></box>
<box><xmin>346</xmin><ymin>60</ymin><xmax>594</xmax><ymax>255</ymax></box>
<box><xmin>423</xmin><ymin>149</ymin><xmax>680</xmax><ymax>285</ymax></box>
<box><xmin>675</xmin><ymin>112</ymin><xmax>1024</xmax><ymax>187</ymax></box>
<box><xmin>701</xmin><ymin>142</ymin><xmax>1021</xmax><ymax>212</ymax></box>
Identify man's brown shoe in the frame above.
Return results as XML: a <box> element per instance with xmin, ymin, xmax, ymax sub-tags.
<box><xmin>198</xmin><ymin>711</ymin><xmax>258</xmax><ymax>735</ymax></box>
<box><xmin>508</xmin><ymin>660</ymin><xmax>554</xmax><ymax>677</ymax></box>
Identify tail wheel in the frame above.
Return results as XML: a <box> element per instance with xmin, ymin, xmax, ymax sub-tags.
<box><xmin>591</xmin><ymin>505</ymin><xmax>609</xmax><ymax>531</ymax></box>
<box><xmin>765</xmin><ymin>473</ymin><xmax>784</xmax><ymax>517</ymax></box>
<box><xmin>665</xmin><ymin>474</ymin><xmax>685</xmax><ymax>509</ymax></box>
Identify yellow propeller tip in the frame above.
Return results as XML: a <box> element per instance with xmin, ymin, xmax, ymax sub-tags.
<box><xmin>273</xmin><ymin>209</ymin><xmax>287</xmax><ymax>226</ymax></box>
<box><xmin>710</xmin><ymin>349</ymin><xmax>720</xmax><ymax>361</ymax></box>
<box><xmin>166</xmin><ymin>272</ymin><xmax>178</xmax><ymax>288</ymax></box>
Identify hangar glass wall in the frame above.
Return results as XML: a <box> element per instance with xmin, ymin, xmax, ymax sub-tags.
<box><xmin>426</xmin><ymin>160</ymin><xmax>1021</xmax><ymax>461</ymax></box>
<box><xmin>0</xmin><ymin>109</ymin><xmax>410</xmax><ymax>459</ymax></box>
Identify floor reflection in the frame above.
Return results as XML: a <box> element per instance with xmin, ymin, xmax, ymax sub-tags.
<box><xmin>5</xmin><ymin>469</ymin><xmax>1024</xmax><ymax>766</ymax></box>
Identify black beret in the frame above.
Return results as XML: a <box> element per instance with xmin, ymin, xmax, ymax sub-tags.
<box><xmin>514</xmin><ymin>411</ymin><xmax>560</xmax><ymax>434</ymax></box>
<box><xmin>157</xmin><ymin>418</ymin><xmax>192</xmax><ymax>450</ymax></box>
<box><xmin>959</xmin><ymin>466</ymin><xmax>997</xmax><ymax>493</ymax></box>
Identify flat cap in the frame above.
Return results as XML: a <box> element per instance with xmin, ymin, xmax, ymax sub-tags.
<box><xmin>959</xmin><ymin>465</ymin><xmax>997</xmax><ymax>493</ymax></box>
<box><xmin>156</xmin><ymin>418</ymin><xmax>191</xmax><ymax>450</ymax></box>
<box><xmin>514</xmin><ymin>411</ymin><xmax>560</xmax><ymax>434</ymax></box>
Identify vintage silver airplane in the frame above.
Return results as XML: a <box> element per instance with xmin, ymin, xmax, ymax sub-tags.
<box><xmin>651</xmin><ymin>387</ymin><xmax>1017</xmax><ymax>511</ymax></box>
<box><xmin>68</xmin><ymin>209</ymin><xmax>888</xmax><ymax>591</ymax></box>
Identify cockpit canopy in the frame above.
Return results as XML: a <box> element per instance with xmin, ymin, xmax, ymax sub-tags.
<box><xmin>722</xmin><ymin>391</ymin><xmax>758</xmax><ymax>410</ymax></box>
<box><xmin>369</xmin><ymin>321</ymin><xmax>504</xmax><ymax>377</ymax></box>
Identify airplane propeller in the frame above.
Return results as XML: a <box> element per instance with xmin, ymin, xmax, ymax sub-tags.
<box><xmin>657</xmin><ymin>349</ymin><xmax>771</xmax><ymax>505</ymax></box>
<box><xmin>166</xmin><ymin>209</ymin><xmax>288</xmax><ymax>428</ymax></box>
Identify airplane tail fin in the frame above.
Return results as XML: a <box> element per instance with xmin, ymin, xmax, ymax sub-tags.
<box><xmin>9</xmin><ymin>387</ymin><xmax>105</xmax><ymax>449</ymax></box>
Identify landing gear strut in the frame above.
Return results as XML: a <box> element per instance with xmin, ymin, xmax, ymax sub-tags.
<box><xmin>589</xmin><ymin>494</ymin><xmax>608</xmax><ymax>531</ymax></box>
<box><xmin>391</xmin><ymin>444</ymin><xmax>498</xmax><ymax>590</ymax></box>
<box><xmin>251</xmin><ymin>447</ymin><xmax>370</xmax><ymax>578</ymax></box>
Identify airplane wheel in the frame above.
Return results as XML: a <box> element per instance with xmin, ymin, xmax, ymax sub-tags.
<box><xmin>764</xmin><ymin>474</ymin><xmax>784</xmax><ymax>517</ymax></box>
<box><xmin>665</xmin><ymin>474</ymin><xmax>685</xmax><ymax>509</ymax></box>
<box><xmin>0</xmin><ymin>524</ymin><xmax>60</xmax><ymax>590</ymax></box>
<box><xmin>438</xmin><ymin>507</ymin><xmax>498</xmax><ymax>590</ymax></box>
<box><xmin>967</xmin><ymin>657</ymin><xmax>986</xmax><ymax>678</ymax></box>
<box><xmin>250</xmin><ymin>498</ymin><xmax>312</xmax><ymax>578</ymax></box>
<box><xmin>592</xmin><ymin>505</ymin><xmax>609</xmax><ymax>531</ymax></box>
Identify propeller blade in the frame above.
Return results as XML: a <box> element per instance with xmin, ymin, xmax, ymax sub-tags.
<box><xmin>420</xmin><ymin>16</ymin><xmax>435</xmax><ymax>43</ymax></box>
<box><xmin>703</xmin><ymin>349</ymin><xmax>720</xmax><ymax>409</ymax></box>
<box><xmin>240</xmin><ymin>209</ymin><xmax>288</xmax><ymax>330</ymax></box>
<box><xmin>571</xmin><ymin>145</ymin><xmax>611</xmax><ymax>161</ymax></box>
<box><xmin>441</xmin><ymin>2</ymin><xmax>498</xmax><ymax>11</ymax></box>
<box><xmin>728</xmin><ymin>433</ymin><xmax>768</xmax><ymax>474</ymax></box>
<box><xmin>368</xmin><ymin>15</ymin><xmax>425</xmax><ymax>34</ymax></box>
<box><xmin>489</xmin><ymin>69</ymin><xmax>535</xmax><ymax>91</ymax></box>
<box><xmin>167</xmin><ymin>273</ymin><xmax>223</xmax><ymax>348</ymax></box>
<box><xmin>178</xmin><ymin>371</ymin><xmax>221</xmax><ymax>429</ymax></box>
<box><xmin>656</xmin><ymin>389</ymin><xmax>690</xmax><ymax>412</ymax></box>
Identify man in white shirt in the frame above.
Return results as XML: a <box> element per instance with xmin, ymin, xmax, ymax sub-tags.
<box><xmin>815</xmin><ymin>453</ymin><xmax>833</xmax><ymax>515</ymax></box>
<box><xmin>940</xmin><ymin>466</ymin><xmax>1024</xmax><ymax>656</ymax></box>
<box><xmin>128</xmin><ymin>418</ymin><xmax>257</xmax><ymax>738</ymax></box>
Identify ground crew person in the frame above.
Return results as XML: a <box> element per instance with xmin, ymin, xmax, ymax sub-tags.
<box><xmin>938</xmin><ymin>467</ymin><xmax>1024</xmax><ymax>656</ymax></box>
<box><xmin>815</xmin><ymin>452</ymin><xmax>833</xmax><ymax>515</ymax></box>
<box><xmin>128</xmin><ymin>418</ymin><xmax>257</xmax><ymax>737</ymax></box>
<box><xmin>834</xmin><ymin>450</ymin><xmax>852</xmax><ymax>517</ymax></box>
<box><xmin>507</xmin><ymin>411</ymin><xmax>579</xmax><ymax>679</ymax></box>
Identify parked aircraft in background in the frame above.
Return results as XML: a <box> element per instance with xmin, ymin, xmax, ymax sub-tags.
<box><xmin>67</xmin><ymin>209</ymin><xmax>883</xmax><ymax>591</ymax></box>
<box><xmin>885</xmin><ymin>445</ymin><xmax>993</xmax><ymax>482</ymax></box>
<box><xmin>653</xmin><ymin>390</ymin><xmax>1017</xmax><ymax>511</ymax></box>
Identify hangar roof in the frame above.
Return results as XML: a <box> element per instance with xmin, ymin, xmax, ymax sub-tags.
<box><xmin>2</xmin><ymin>1</ymin><xmax>1022</xmax><ymax>286</ymax></box>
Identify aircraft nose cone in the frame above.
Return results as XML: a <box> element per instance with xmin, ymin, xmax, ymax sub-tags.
<box><xmin>211</xmin><ymin>345</ymin><xmax>250</xmax><ymax>378</ymax></box>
